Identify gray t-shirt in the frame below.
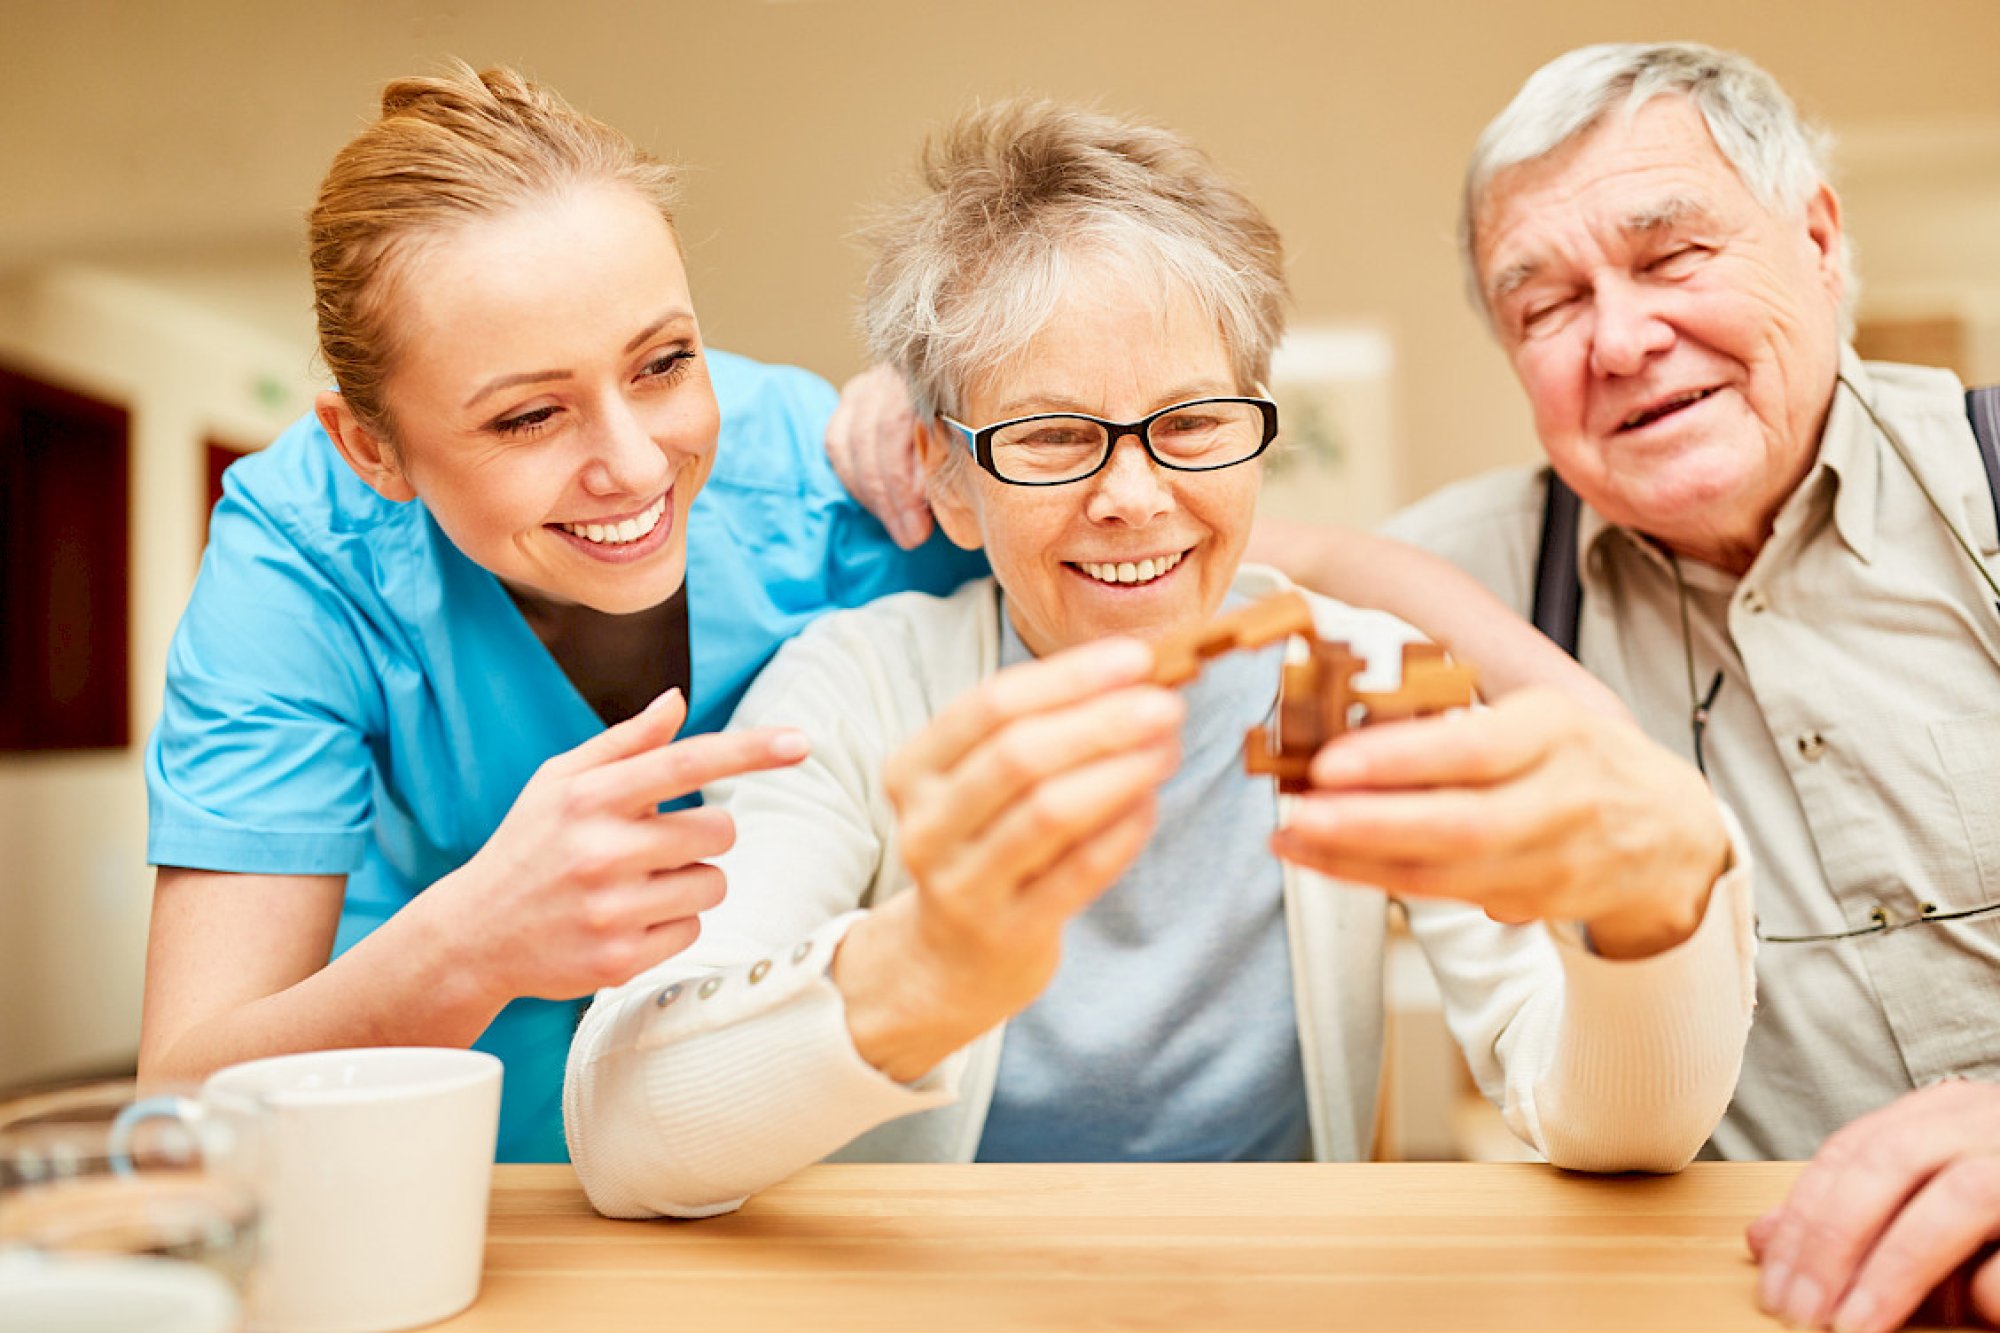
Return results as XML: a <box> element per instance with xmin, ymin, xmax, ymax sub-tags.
<box><xmin>975</xmin><ymin>603</ymin><xmax>1311</xmax><ymax>1162</ymax></box>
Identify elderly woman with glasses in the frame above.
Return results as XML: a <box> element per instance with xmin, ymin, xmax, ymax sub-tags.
<box><xmin>565</xmin><ymin>99</ymin><xmax>1758</xmax><ymax>1218</ymax></box>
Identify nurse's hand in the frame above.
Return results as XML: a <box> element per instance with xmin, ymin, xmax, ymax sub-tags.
<box><xmin>432</xmin><ymin>688</ymin><xmax>808</xmax><ymax>1003</ymax></box>
<box><xmin>831</xmin><ymin>638</ymin><xmax>1183</xmax><ymax>1083</ymax></box>
<box><xmin>1270</xmin><ymin>688</ymin><xmax>1727</xmax><ymax>960</ymax></box>
<box><xmin>827</xmin><ymin>363</ymin><xmax>933</xmax><ymax>550</ymax></box>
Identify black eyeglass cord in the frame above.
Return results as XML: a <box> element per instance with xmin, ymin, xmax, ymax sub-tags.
<box><xmin>1690</xmin><ymin>670</ymin><xmax>1724</xmax><ymax>781</ymax></box>
<box><xmin>1670</xmin><ymin>554</ymin><xmax>1725</xmax><ymax>780</ymax></box>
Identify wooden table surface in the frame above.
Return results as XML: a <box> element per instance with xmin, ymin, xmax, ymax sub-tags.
<box><xmin>435</xmin><ymin>1161</ymin><xmax>1827</xmax><ymax>1331</ymax></box>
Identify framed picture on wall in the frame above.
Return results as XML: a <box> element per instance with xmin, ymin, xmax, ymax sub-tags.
<box><xmin>1257</xmin><ymin>324</ymin><xmax>1397</xmax><ymax>531</ymax></box>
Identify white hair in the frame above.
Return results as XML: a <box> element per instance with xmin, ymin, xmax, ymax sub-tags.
<box><xmin>863</xmin><ymin>96</ymin><xmax>1289</xmax><ymax>425</ymax></box>
<box><xmin>1461</xmin><ymin>42</ymin><xmax>1855</xmax><ymax>326</ymax></box>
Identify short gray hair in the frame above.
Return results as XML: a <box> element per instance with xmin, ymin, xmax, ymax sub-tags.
<box><xmin>863</xmin><ymin>96</ymin><xmax>1289</xmax><ymax>424</ymax></box>
<box><xmin>1461</xmin><ymin>42</ymin><xmax>1853</xmax><ymax>322</ymax></box>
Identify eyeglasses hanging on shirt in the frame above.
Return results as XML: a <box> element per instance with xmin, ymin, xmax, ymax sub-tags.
<box><xmin>1670</xmin><ymin>553</ymin><xmax>1725</xmax><ymax>783</ymax></box>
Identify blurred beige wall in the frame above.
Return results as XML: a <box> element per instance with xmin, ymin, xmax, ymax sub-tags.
<box><xmin>1</xmin><ymin>0</ymin><xmax>1997</xmax><ymax>1088</ymax></box>
<box><xmin>0</xmin><ymin>268</ymin><xmax>320</xmax><ymax>1082</ymax></box>
<box><xmin>7</xmin><ymin>0</ymin><xmax>2000</xmax><ymax>490</ymax></box>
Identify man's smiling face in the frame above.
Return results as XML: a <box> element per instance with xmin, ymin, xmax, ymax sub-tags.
<box><xmin>1473</xmin><ymin>95</ymin><xmax>1847</xmax><ymax>573</ymax></box>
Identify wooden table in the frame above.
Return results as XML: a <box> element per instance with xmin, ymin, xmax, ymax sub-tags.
<box><xmin>438</xmin><ymin>1162</ymin><xmax>1819</xmax><ymax>1331</ymax></box>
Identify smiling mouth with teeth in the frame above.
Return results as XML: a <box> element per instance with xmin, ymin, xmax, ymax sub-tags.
<box><xmin>1620</xmin><ymin>387</ymin><xmax>1719</xmax><ymax>432</ymax></box>
<box><xmin>1073</xmin><ymin>550</ymin><xmax>1187</xmax><ymax>586</ymax></box>
<box><xmin>556</xmin><ymin>493</ymin><xmax>669</xmax><ymax>546</ymax></box>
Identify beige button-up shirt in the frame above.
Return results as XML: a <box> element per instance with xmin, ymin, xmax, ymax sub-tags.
<box><xmin>1385</xmin><ymin>350</ymin><xmax>2000</xmax><ymax>1160</ymax></box>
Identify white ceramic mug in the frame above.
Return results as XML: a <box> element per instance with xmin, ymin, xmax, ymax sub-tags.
<box><xmin>201</xmin><ymin>1048</ymin><xmax>502</xmax><ymax>1333</ymax></box>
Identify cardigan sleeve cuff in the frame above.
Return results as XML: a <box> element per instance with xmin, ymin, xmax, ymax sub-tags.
<box><xmin>1526</xmin><ymin>800</ymin><xmax>1759</xmax><ymax>1172</ymax></box>
<box><xmin>566</xmin><ymin>910</ymin><xmax>957</xmax><ymax>1219</ymax></box>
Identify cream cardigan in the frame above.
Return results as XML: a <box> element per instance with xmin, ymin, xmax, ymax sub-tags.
<box><xmin>565</xmin><ymin>566</ymin><xmax>1758</xmax><ymax>1219</ymax></box>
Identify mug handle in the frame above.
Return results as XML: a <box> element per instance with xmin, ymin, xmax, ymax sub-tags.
<box><xmin>107</xmin><ymin>1095</ymin><xmax>207</xmax><ymax>1177</ymax></box>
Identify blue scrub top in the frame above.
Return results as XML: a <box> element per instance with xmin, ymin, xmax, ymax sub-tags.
<box><xmin>146</xmin><ymin>350</ymin><xmax>984</xmax><ymax>1161</ymax></box>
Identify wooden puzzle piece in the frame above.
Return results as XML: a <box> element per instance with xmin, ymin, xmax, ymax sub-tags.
<box><xmin>1148</xmin><ymin>591</ymin><xmax>1315</xmax><ymax>686</ymax></box>
<box><xmin>1246</xmin><ymin>637</ymin><xmax>1478</xmax><ymax>793</ymax></box>
<box><xmin>1358</xmin><ymin>642</ymin><xmax>1479</xmax><ymax>725</ymax></box>
<box><xmin>1146</xmin><ymin>591</ymin><xmax>1478</xmax><ymax>792</ymax></box>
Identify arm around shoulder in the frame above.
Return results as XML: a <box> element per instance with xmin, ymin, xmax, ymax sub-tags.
<box><xmin>1248</xmin><ymin>515</ymin><xmax>1628</xmax><ymax>718</ymax></box>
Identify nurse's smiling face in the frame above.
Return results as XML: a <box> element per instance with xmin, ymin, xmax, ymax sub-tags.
<box><xmin>317</xmin><ymin>183</ymin><xmax>720</xmax><ymax>615</ymax></box>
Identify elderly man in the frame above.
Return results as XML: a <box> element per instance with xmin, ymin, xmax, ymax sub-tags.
<box><xmin>1353</xmin><ymin>42</ymin><xmax>2000</xmax><ymax>1333</ymax></box>
<box><xmin>1395</xmin><ymin>41</ymin><xmax>2000</xmax><ymax>1149</ymax></box>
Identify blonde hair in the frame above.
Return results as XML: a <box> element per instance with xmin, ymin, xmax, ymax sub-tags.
<box><xmin>864</xmin><ymin>97</ymin><xmax>1288</xmax><ymax>423</ymax></box>
<box><xmin>309</xmin><ymin>61</ymin><xmax>680</xmax><ymax>436</ymax></box>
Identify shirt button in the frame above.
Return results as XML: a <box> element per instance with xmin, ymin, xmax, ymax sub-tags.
<box><xmin>748</xmin><ymin>959</ymin><xmax>772</xmax><ymax>985</ymax></box>
<box><xmin>654</xmin><ymin>983</ymin><xmax>683</xmax><ymax>1008</ymax></box>
<box><xmin>697</xmin><ymin>977</ymin><xmax>723</xmax><ymax>1000</ymax></box>
<box><xmin>791</xmin><ymin>941</ymin><xmax>813</xmax><ymax>965</ymax></box>
<box><xmin>1741</xmin><ymin>588</ymin><xmax>1768</xmax><ymax>614</ymax></box>
<box><xmin>1797</xmin><ymin>731</ymin><xmax>1827</xmax><ymax>761</ymax></box>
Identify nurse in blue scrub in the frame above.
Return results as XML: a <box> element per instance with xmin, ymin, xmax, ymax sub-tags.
<box><xmin>137</xmin><ymin>63</ymin><xmax>979</xmax><ymax>1162</ymax></box>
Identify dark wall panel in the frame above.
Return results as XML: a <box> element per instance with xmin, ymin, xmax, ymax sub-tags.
<box><xmin>0</xmin><ymin>367</ymin><xmax>131</xmax><ymax>751</ymax></box>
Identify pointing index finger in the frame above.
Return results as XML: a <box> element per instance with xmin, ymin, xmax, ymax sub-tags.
<box><xmin>546</xmin><ymin>688</ymin><xmax>690</xmax><ymax>776</ymax></box>
<box><xmin>598</xmin><ymin>725</ymin><xmax>810</xmax><ymax>812</ymax></box>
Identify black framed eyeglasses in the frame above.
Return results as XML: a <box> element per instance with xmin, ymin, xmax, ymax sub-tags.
<box><xmin>941</xmin><ymin>396</ymin><xmax>1279</xmax><ymax>486</ymax></box>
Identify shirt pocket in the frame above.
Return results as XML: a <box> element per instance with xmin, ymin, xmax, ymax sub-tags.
<box><xmin>1930</xmin><ymin>711</ymin><xmax>2000</xmax><ymax>904</ymax></box>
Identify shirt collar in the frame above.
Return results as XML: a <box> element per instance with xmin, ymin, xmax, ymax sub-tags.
<box><xmin>1573</xmin><ymin>485</ymin><xmax>1631</xmax><ymax>579</ymax></box>
<box><xmin>1817</xmin><ymin>345</ymin><xmax>1881</xmax><ymax>564</ymax></box>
